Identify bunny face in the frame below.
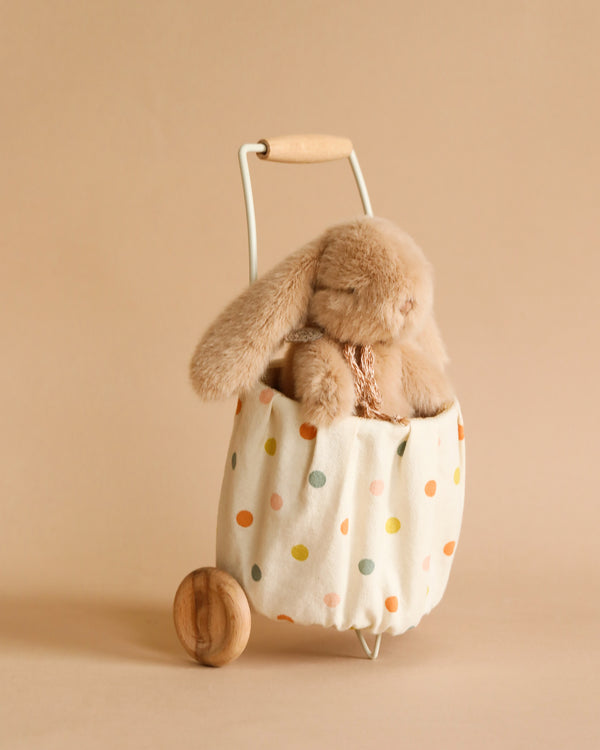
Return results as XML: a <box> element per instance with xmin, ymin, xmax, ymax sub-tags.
<box><xmin>308</xmin><ymin>217</ymin><xmax>434</xmax><ymax>345</ymax></box>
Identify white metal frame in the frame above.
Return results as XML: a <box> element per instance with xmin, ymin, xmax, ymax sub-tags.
<box><xmin>236</xmin><ymin>140</ymin><xmax>381</xmax><ymax>660</ymax></box>
<box><xmin>238</xmin><ymin>143</ymin><xmax>373</xmax><ymax>283</ymax></box>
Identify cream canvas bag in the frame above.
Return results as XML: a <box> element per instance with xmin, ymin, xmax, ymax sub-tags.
<box><xmin>217</xmin><ymin>378</ymin><xmax>466</xmax><ymax>636</ymax></box>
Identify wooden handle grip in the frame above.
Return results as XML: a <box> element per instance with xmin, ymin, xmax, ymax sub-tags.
<box><xmin>257</xmin><ymin>134</ymin><xmax>353</xmax><ymax>163</ymax></box>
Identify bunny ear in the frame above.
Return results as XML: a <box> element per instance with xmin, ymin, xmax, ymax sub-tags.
<box><xmin>190</xmin><ymin>238</ymin><xmax>322</xmax><ymax>400</ymax></box>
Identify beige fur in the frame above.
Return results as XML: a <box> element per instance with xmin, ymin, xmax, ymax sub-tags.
<box><xmin>190</xmin><ymin>217</ymin><xmax>454</xmax><ymax>426</ymax></box>
<box><xmin>283</xmin><ymin>336</ymin><xmax>356</xmax><ymax>426</ymax></box>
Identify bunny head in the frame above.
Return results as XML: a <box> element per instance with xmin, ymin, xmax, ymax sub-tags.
<box><xmin>308</xmin><ymin>217</ymin><xmax>434</xmax><ymax>345</ymax></box>
<box><xmin>190</xmin><ymin>216</ymin><xmax>445</xmax><ymax>401</ymax></box>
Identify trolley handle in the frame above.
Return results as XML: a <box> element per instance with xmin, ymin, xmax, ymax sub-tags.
<box><xmin>239</xmin><ymin>134</ymin><xmax>373</xmax><ymax>283</ymax></box>
<box><xmin>257</xmin><ymin>134</ymin><xmax>354</xmax><ymax>163</ymax></box>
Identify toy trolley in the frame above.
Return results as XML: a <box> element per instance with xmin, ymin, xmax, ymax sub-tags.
<box><xmin>173</xmin><ymin>134</ymin><xmax>466</xmax><ymax>666</ymax></box>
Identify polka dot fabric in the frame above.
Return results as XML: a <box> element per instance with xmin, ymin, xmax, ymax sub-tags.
<box><xmin>216</xmin><ymin>380</ymin><xmax>466</xmax><ymax>636</ymax></box>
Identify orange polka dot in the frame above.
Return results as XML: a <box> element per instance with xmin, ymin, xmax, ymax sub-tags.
<box><xmin>323</xmin><ymin>593</ymin><xmax>341</xmax><ymax>608</ymax></box>
<box><xmin>458</xmin><ymin>423</ymin><xmax>465</xmax><ymax>440</ymax></box>
<box><xmin>340</xmin><ymin>518</ymin><xmax>349</xmax><ymax>535</ymax></box>
<box><xmin>299</xmin><ymin>423</ymin><xmax>317</xmax><ymax>440</ymax></box>
<box><xmin>235</xmin><ymin>398</ymin><xmax>242</xmax><ymax>415</ymax></box>
<box><xmin>422</xmin><ymin>555</ymin><xmax>431</xmax><ymax>571</ymax></box>
<box><xmin>385</xmin><ymin>596</ymin><xmax>398</xmax><ymax>613</ymax></box>
<box><xmin>370</xmin><ymin>479</ymin><xmax>384</xmax><ymax>496</ymax></box>
<box><xmin>236</xmin><ymin>510</ymin><xmax>253</xmax><ymax>528</ymax></box>
<box><xmin>443</xmin><ymin>541</ymin><xmax>456</xmax><ymax>556</ymax></box>
<box><xmin>259</xmin><ymin>388</ymin><xmax>274</xmax><ymax>404</ymax></box>
<box><xmin>424</xmin><ymin>480</ymin><xmax>437</xmax><ymax>497</ymax></box>
<box><xmin>277</xmin><ymin>614</ymin><xmax>294</xmax><ymax>623</ymax></box>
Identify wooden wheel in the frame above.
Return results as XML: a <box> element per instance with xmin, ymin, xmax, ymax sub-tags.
<box><xmin>173</xmin><ymin>567</ymin><xmax>251</xmax><ymax>667</ymax></box>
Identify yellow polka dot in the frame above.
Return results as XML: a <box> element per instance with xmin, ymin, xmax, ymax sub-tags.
<box><xmin>264</xmin><ymin>438</ymin><xmax>276</xmax><ymax>455</ymax></box>
<box><xmin>454</xmin><ymin>467</ymin><xmax>460</xmax><ymax>484</ymax></box>
<box><xmin>291</xmin><ymin>544</ymin><xmax>309</xmax><ymax>561</ymax></box>
<box><xmin>385</xmin><ymin>517</ymin><xmax>401</xmax><ymax>534</ymax></box>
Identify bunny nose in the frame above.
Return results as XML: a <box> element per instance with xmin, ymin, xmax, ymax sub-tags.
<box><xmin>400</xmin><ymin>299</ymin><xmax>414</xmax><ymax>316</ymax></box>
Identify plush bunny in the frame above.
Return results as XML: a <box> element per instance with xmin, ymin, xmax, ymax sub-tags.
<box><xmin>190</xmin><ymin>216</ymin><xmax>453</xmax><ymax>427</ymax></box>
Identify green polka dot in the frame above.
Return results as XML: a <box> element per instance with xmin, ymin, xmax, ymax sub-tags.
<box><xmin>358</xmin><ymin>558</ymin><xmax>375</xmax><ymax>575</ymax></box>
<box><xmin>231</xmin><ymin>452</ymin><xmax>237</xmax><ymax>469</ymax></box>
<box><xmin>251</xmin><ymin>564</ymin><xmax>262</xmax><ymax>581</ymax></box>
<box><xmin>264</xmin><ymin>438</ymin><xmax>276</xmax><ymax>456</ymax></box>
<box><xmin>397</xmin><ymin>440</ymin><xmax>407</xmax><ymax>456</ymax></box>
<box><xmin>308</xmin><ymin>470</ymin><xmax>326</xmax><ymax>488</ymax></box>
<box><xmin>291</xmin><ymin>544</ymin><xmax>309</xmax><ymax>561</ymax></box>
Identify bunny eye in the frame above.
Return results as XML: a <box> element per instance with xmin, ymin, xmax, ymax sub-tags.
<box><xmin>335</xmin><ymin>286</ymin><xmax>355</xmax><ymax>295</ymax></box>
<box><xmin>314</xmin><ymin>284</ymin><xmax>355</xmax><ymax>294</ymax></box>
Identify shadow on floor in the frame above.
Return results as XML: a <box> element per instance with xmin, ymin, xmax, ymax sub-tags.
<box><xmin>0</xmin><ymin>592</ymin><xmax>184</xmax><ymax>665</ymax></box>
<box><xmin>0</xmin><ymin>591</ymin><xmax>445</xmax><ymax>667</ymax></box>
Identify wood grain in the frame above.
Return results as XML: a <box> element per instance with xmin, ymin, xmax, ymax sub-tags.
<box><xmin>173</xmin><ymin>567</ymin><xmax>251</xmax><ymax>667</ymax></box>
<box><xmin>257</xmin><ymin>134</ymin><xmax>353</xmax><ymax>163</ymax></box>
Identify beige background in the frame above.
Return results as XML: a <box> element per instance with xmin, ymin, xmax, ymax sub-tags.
<box><xmin>1</xmin><ymin>1</ymin><xmax>599</xmax><ymax>747</ymax></box>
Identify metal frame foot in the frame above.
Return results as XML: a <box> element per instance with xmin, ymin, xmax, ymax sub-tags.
<box><xmin>355</xmin><ymin>629</ymin><xmax>382</xmax><ymax>660</ymax></box>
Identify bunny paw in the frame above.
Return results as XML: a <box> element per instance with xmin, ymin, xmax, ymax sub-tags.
<box><xmin>301</xmin><ymin>395</ymin><xmax>340</xmax><ymax>427</ymax></box>
<box><xmin>300</xmin><ymin>368</ymin><xmax>356</xmax><ymax>427</ymax></box>
<box><xmin>293</xmin><ymin>338</ymin><xmax>356</xmax><ymax>427</ymax></box>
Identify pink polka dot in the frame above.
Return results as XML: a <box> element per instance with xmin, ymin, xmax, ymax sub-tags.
<box><xmin>369</xmin><ymin>479</ymin><xmax>384</xmax><ymax>496</ymax></box>
<box><xmin>259</xmin><ymin>388</ymin><xmax>274</xmax><ymax>404</ymax></box>
<box><xmin>270</xmin><ymin>493</ymin><xmax>283</xmax><ymax>510</ymax></box>
<box><xmin>422</xmin><ymin>555</ymin><xmax>431</xmax><ymax>571</ymax></box>
<box><xmin>323</xmin><ymin>593</ymin><xmax>341</xmax><ymax>608</ymax></box>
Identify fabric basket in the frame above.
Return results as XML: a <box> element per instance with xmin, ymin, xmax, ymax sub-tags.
<box><xmin>216</xmin><ymin>376</ymin><xmax>465</xmax><ymax>636</ymax></box>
